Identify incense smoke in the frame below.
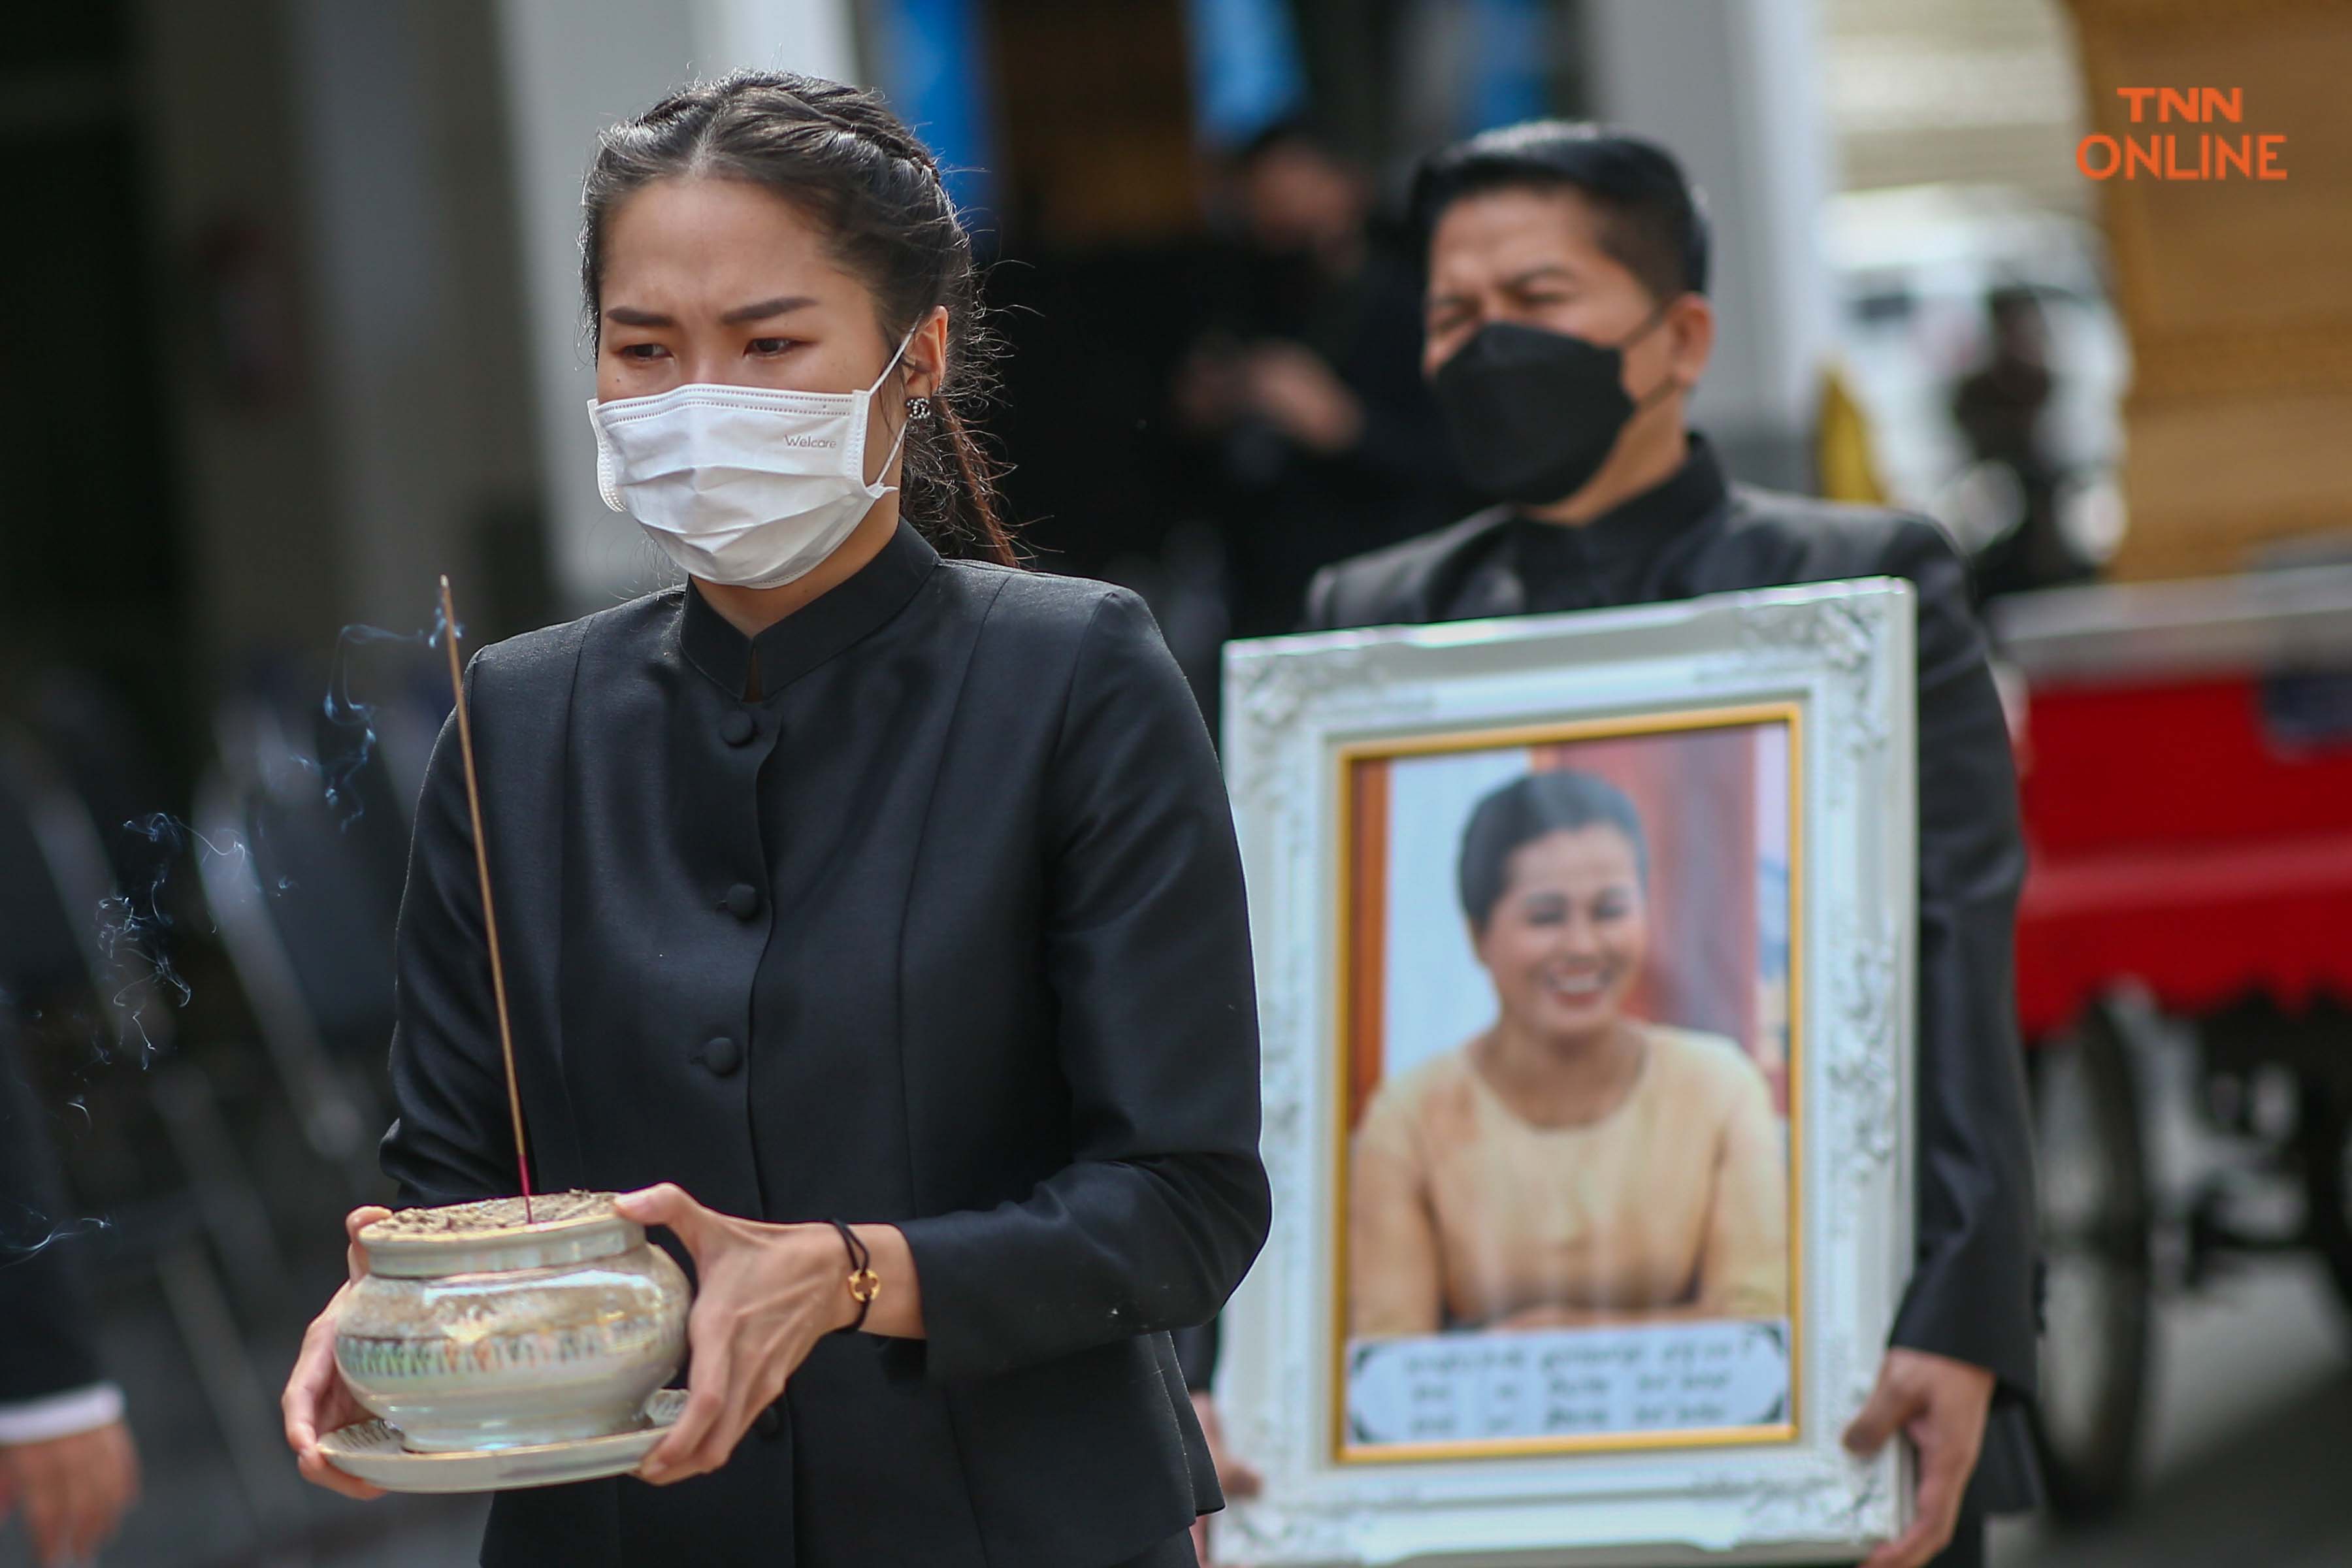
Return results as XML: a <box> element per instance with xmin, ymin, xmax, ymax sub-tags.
<box><xmin>308</xmin><ymin>606</ymin><xmax>453</xmax><ymax>830</ymax></box>
<box><xmin>0</xmin><ymin>1209</ymin><xmax>111</xmax><ymax>1269</ymax></box>
<box><xmin>5</xmin><ymin>602</ymin><xmax>461</xmax><ymax>1260</ymax></box>
<box><xmin>88</xmin><ymin>603</ymin><xmax>455</xmax><ymax>1060</ymax></box>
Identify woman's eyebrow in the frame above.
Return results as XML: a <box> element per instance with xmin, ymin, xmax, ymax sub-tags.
<box><xmin>720</xmin><ymin>295</ymin><xmax>818</xmax><ymax>325</ymax></box>
<box><xmin>601</xmin><ymin>296</ymin><xmax>819</xmax><ymax>329</ymax></box>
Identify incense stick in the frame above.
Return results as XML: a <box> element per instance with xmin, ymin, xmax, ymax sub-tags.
<box><xmin>438</xmin><ymin>577</ymin><xmax>533</xmax><ymax>1223</ymax></box>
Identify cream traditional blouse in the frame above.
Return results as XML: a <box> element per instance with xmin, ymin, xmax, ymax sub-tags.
<box><xmin>1348</xmin><ymin>1024</ymin><xmax>1788</xmax><ymax>1337</ymax></box>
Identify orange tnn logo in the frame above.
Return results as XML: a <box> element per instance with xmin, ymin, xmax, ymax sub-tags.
<box><xmin>2076</xmin><ymin>89</ymin><xmax>2285</xmax><ymax>181</ymax></box>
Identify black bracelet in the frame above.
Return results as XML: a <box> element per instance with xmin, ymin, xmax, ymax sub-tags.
<box><xmin>829</xmin><ymin>1219</ymin><xmax>880</xmax><ymax>1333</ymax></box>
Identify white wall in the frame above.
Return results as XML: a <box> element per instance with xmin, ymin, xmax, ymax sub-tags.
<box><xmin>283</xmin><ymin>1</ymin><xmax>472</xmax><ymax>636</ymax></box>
<box><xmin>1583</xmin><ymin>0</ymin><xmax>1835</xmax><ymax>489</ymax></box>
<box><xmin>493</xmin><ymin>0</ymin><xmax>862</xmax><ymax>614</ymax></box>
<box><xmin>139</xmin><ymin>0</ymin><xmax>549</xmax><ymax>671</ymax></box>
<box><xmin>1384</xmin><ymin>747</ymin><xmax>1535</xmax><ymax>1082</ymax></box>
<box><xmin>135</xmin><ymin>0</ymin><xmax>342</xmax><ymax>671</ymax></box>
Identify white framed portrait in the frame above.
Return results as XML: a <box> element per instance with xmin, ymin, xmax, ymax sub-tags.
<box><xmin>1218</xmin><ymin>580</ymin><xmax>1919</xmax><ymax>1567</ymax></box>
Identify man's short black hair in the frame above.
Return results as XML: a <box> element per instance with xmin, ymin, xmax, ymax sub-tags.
<box><xmin>1409</xmin><ymin>120</ymin><xmax>1710</xmax><ymax>301</ymax></box>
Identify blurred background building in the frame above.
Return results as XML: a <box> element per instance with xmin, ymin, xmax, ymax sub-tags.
<box><xmin>0</xmin><ymin>0</ymin><xmax>2150</xmax><ymax>755</ymax></box>
<box><xmin>5</xmin><ymin>1</ymin><xmax>2351</xmax><ymax>1563</ymax></box>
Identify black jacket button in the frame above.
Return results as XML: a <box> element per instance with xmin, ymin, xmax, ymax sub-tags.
<box><xmin>721</xmin><ymin>883</ymin><xmax>762</xmax><ymax>919</ymax></box>
<box><xmin>720</xmin><ymin>710</ymin><xmax>756</xmax><ymax>746</ymax></box>
<box><xmin>754</xmin><ymin>1403</ymin><xmax>783</xmax><ymax>1439</ymax></box>
<box><xmin>699</xmin><ymin>1036</ymin><xmax>742</xmax><ymax>1076</ymax></box>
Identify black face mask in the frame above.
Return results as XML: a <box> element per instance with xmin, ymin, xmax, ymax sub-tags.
<box><xmin>1431</xmin><ymin>312</ymin><xmax>1674</xmax><ymax>506</ymax></box>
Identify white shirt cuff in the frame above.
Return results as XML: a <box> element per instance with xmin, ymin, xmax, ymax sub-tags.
<box><xmin>0</xmin><ymin>1384</ymin><xmax>125</xmax><ymax>1445</ymax></box>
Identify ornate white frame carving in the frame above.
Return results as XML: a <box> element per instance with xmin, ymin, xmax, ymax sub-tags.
<box><xmin>1218</xmin><ymin>580</ymin><xmax>1918</xmax><ymax>1566</ymax></box>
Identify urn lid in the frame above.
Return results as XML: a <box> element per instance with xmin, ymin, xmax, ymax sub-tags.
<box><xmin>359</xmin><ymin>1192</ymin><xmax>642</xmax><ymax>1279</ymax></box>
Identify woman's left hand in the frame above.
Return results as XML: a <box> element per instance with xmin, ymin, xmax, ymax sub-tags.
<box><xmin>615</xmin><ymin>1184</ymin><xmax>857</xmax><ymax>1484</ymax></box>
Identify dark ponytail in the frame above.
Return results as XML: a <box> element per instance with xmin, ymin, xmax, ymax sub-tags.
<box><xmin>581</xmin><ymin>71</ymin><xmax>1017</xmax><ymax>566</ymax></box>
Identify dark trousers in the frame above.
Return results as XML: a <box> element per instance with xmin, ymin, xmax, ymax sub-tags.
<box><xmin>1931</xmin><ymin>1520</ymin><xmax>1987</xmax><ymax>1568</ymax></box>
<box><xmin>1803</xmin><ymin>1518</ymin><xmax>1984</xmax><ymax>1568</ymax></box>
<box><xmin>1113</xmin><ymin>1531</ymin><xmax>1198</xmax><ymax>1568</ymax></box>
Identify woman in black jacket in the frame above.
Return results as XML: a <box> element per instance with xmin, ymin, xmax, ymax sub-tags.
<box><xmin>280</xmin><ymin>73</ymin><xmax>1268</xmax><ymax>1568</ymax></box>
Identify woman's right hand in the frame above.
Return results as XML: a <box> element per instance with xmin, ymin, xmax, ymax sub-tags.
<box><xmin>281</xmin><ymin>1205</ymin><xmax>392</xmax><ymax>1501</ymax></box>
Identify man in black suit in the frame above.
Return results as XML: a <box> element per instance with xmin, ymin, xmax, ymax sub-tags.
<box><xmin>0</xmin><ymin>1012</ymin><xmax>139</xmax><ymax>1566</ymax></box>
<box><xmin>1196</xmin><ymin>122</ymin><xmax>2039</xmax><ymax>1568</ymax></box>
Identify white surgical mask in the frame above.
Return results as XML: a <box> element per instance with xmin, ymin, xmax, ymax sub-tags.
<box><xmin>586</xmin><ymin>327</ymin><xmax>918</xmax><ymax>589</ymax></box>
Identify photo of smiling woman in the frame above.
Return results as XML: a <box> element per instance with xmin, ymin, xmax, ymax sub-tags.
<box><xmin>1341</xmin><ymin>719</ymin><xmax>1794</xmax><ymax>1450</ymax></box>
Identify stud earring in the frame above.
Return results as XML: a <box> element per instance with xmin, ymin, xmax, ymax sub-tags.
<box><xmin>905</xmin><ymin>395</ymin><xmax>934</xmax><ymax>421</ymax></box>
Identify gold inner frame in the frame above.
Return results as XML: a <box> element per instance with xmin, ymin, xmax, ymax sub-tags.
<box><xmin>1328</xmin><ymin>700</ymin><xmax>1808</xmax><ymax>1465</ymax></box>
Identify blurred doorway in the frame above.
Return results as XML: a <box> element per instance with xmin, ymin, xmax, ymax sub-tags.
<box><xmin>1</xmin><ymin>4</ymin><xmax>188</xmax><ymax>766</ymax></box>
<box><xmin>860</xmin><ymin>0</ymin><xmax>1593</xmax><ymax>708</ymax></box>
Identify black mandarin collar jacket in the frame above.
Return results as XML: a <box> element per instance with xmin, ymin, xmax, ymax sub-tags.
<box><xmin>382</xmin><ymin>522</ymin><xmax>1270</xmax><ymax>1567</ymax></box>
<box><xmin>1303</xmin><ymin>437</ymin><xmax>2042</xmax><ymax>1515</ymax></box>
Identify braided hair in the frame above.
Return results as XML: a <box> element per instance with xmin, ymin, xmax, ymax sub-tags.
<box><xmin>581</xmin><ymin>71</ymin><xmax>1015</xmax><ymax>566</ymax></box>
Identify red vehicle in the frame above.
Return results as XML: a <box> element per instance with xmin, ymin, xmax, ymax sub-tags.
<box><xmin>1989</xmin><ymin>563</ymin><xmax>2352</xmax><ymax>1516</ymax></box>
